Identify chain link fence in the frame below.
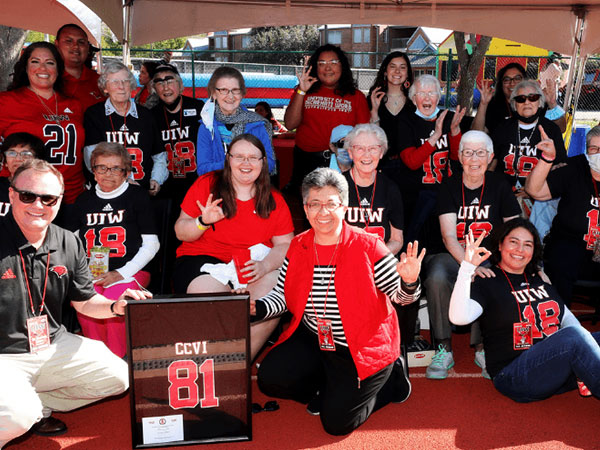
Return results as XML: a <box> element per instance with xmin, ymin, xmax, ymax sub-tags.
<box><xmin>103</xmin><ymin>48</ymin><xmax>600</xmax><ymax>121</ymax></box>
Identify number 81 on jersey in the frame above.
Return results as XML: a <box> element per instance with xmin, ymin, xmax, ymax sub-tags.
<box><xmin>167</xmin><ymin>359</ymin><xmax>219</xmax><ymax>409</ymax></box>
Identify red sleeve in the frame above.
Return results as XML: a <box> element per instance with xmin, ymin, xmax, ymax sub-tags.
<box><xmin>271</xmin><ymin>191</ymin><xmax>295</xmax><ymax>237</ymax></box>
<box><xmin>449</xmin><ymin>133</ymin><xmax>461</xmax><ymax>160</ymax></box>
<box><xmin>181</xmin><ymin>174</ymin><xmax>213</xmax><ymax>218</ymax></box>
<box><xmin>354</xmin><ymin>91</ymin><xmax>371</xmax><ymax>124</ymax></box>
<box><xmin>400</xmin><ymin>141</ymin><xmax>436</xmax><ymax>170</ymax></box>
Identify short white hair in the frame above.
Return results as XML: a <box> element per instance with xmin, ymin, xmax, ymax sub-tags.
<box><xmin>343</xmin><ymin>123</ymin><xmax>388</xmax><ymax>156</ymax></box>
<box><xmin>409</xmin><ymin>74</ymin><xmax>442</xmax><ymax>102</ymax></box>
<box><xmin>459</xmin><ymin>130</ymin><xmax>494</xmax><ymax>154</ymax></box>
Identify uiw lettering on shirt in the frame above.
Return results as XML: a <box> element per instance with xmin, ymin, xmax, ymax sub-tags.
<box><xmin>511</xmin><ymin>285</ymin><xmax>550</xmax><ymax>303</ymax></box>
<box><xmin>86</xmin><ymin>210</ymin><xmax>125</xmax><ymax>225</ymax></box>
<box><xmin>305</xmin><ymin>96</ymin><xmax>353</xmax><ymax>113</ymax></box>
<box><xmin>458</xmin><ymin>205</ymin><xmax>490</xmax><ymax>220</ymax></box>
<box><xmin>104</xmin><ymin>131</ymin><xmax>140</xmax><ymax>146</ymax></box>
<box><xmin>346</xmin><ymin>207</ymin><xmax>384</xmax><ymax>223</ymax></box>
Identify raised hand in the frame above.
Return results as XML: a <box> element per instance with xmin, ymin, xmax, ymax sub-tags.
<box><xmin>536</xmin><ymin>125</ymin><xmax>556</xmax><ymax>161</ymax></box>
<box><xmin>542</xmin><ymin>78</ymin><xmax>558</xmax><ymax>108</ymax></box>
<box><xmin>478</xmin><ymin>79</ymin><xmax>494</xmax><ymax>106</ymax></box>
<box><xmin>196</xmin><ymin>193</ymin><xmax>225</xmax><ymax>225</ymax></box>
<box><xmin>464</xmin><ymin>230</ymin><xmax>491</xmax><ymax>267</ymax></box>
<box><xmin>370</xmin><ymin>87</ymin><xmax>386</xmax><ymax>113</ymax></box>
<box><xmin>297</xmin><ymin>56</ymin><xmax>318</xmax><ymax>92</ymax></box>
<box><xmin>396</xmin><ymin>240</ymin><xmax>426</xmax><ymax>284</ymax></box>
<box><xmin>429</xmin><ymin>109</ymin><xmax>448</xmax><ymax>145</ymax></box>
<box><xmin>450</xmin><ymin>105</ymin><xmax>466</xmax><ymax>136</ymax></box>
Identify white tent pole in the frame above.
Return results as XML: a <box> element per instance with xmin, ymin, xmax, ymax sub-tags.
<box><xmin>563</xmin><ymin>6</ymin><xmax>587</xmax><ymax>113</ymax></box>
<box><xmin>571</xmin><ymin>54</ymin><xmax>588</xmax><ymax>114</ymax></box>
<box><xmin>122</xmin><ymin>0</ymin><xmax>133</xmax><ymax>68</ymax></box>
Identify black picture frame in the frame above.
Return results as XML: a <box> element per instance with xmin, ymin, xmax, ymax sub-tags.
<box><xmin>126</xmin><ymin>293</ymin><xmax>252</xmax><ymax>448</ymax></box>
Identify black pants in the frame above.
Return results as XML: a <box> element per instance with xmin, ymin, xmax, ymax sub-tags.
<box><xmin>288</xmin><ymin>146</ymin><xmax>330</xmax><ymax>194</ymax></box>
<box><xmin>257</xmin><ymin>324</ymin><xmax>394</xmax><ymax>436</ymax></box>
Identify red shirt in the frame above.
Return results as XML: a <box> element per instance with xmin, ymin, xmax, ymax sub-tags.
<box><xmin>0</xmin><ymin>87</ymin><xmax>86</xmax><ymax>203</ymax></box>
<box><xmin>177</xmin><ymin>173</ymin><xmax>294</xmax><ymax>261</ymax></box>
<box><xmin>62</xmin><ymin>66</ymin><xmax>104</xmax><ymax>113</ymax></box>
<box><xmin>295</xmin><ymin>85</ymin><xmax>370</xmax><ymax>152</ymax></box>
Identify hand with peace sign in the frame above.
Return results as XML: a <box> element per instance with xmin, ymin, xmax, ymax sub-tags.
<box><xmin>464</xmin><ymin>230</ymin><xmax>491</xmax><ymax>267</ymax></box>
<box><xmin>536</xmin><ymin>125</ymin><xmax>556</xmax><ymax>162</ymax></box>
<box><xmin>477</xmin><ymin>79</ymin><xmax>494</xmax><ymax>106</ymax></box>
<box><xmin>196</xmin><ymin>193</ymin><xmax>225</xmax><ymax>225</ymax></box>
<box><xmin>297</xmin><ymin>55</ymin><xmax>318</xmax><ymax>93</ymax></box>
<box><xmin>396</xmin><ymin>240</ymin><xmax>426</xmax><ymax>284</ymax></box>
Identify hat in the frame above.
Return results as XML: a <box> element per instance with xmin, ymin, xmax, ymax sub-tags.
<box><xmin>330</xmin><ymin>125</ymin><xmax>353</xmax><ymax>144</ymax></box>
<box><xmin>153</xmin><ymin>63</ymin><xmax>179</xmax><ymax>77</ymax></box>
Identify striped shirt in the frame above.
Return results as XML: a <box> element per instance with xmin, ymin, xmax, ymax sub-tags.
<box><xmin>258</xmin><ymin>253</ymin><xmax>420</xmax><ymax>347</ymax></box>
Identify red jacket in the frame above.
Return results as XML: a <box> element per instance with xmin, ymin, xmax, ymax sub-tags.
<box><xmin>273</xmin><ymin>223</ymin><xmax>400</xmax><ymax>380</ymax></box>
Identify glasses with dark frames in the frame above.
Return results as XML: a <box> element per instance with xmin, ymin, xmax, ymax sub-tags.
<box><xmin>513</xmin><ymin>93</ymin><xmax>541</xmax><ymax>104</ymax></box>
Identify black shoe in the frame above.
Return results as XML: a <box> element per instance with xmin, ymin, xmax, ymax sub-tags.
<box><xmin>391</xmin><ymin>356</ymin><xmax>412</xmax><ymax>403</ymax></box>
<box><xmin>306</xmin><ymin>392</ymin><xmax>321</xmax><ymax>416</ymax></box>
<box><xmin>31</xmin><ymin>416</ymin><xmax>68</xmax><ymax>436</ymax></box>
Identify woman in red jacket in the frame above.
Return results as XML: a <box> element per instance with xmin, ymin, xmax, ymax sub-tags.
<box><xmin>253</xmin><ymin>167</ymin><xmax>424</xmax><ymax>435</ymax></box>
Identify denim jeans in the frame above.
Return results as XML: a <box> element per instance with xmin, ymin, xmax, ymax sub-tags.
<box><xmin>493</xmin><ymin>326</ymin><xmax>600</xmax><ymax>402</ymax></box>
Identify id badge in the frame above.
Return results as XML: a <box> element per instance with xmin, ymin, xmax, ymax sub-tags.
<box><xmin>172</xmin><ymin>156</ymin><xmax>186</xmax><ymax>178</ymax></box>
<box><xmin>316</xmin><ymin>318</ymin><xmax>336</xmax><ymax>351</ymax></box>
<box><xmin>513</xmin><ymin>322</ymin><xmax>532</xmax><ymax>350</ymax></box>
<box><xmin>27</xmin><ymin>315</ymin><xmax>50</xmax><ymax>353</ymax></box>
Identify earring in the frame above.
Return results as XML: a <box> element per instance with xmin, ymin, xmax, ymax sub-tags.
<box><xmin>404</xmin><ymin>81</ymin><xmax>411</xmax><ymax>89</ymax></box>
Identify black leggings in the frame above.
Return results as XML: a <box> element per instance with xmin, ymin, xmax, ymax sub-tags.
<box><xmin>257</xmin><ymin>324</ymin><xmax>394</xmax><ymax>436</ymax></box>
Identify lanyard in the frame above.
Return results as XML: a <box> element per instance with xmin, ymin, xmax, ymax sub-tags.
<box><xmin>19</xmin><ymin>250</ymin><xmax>50</xmax><ymax>316</ymax></box>
<box><xmin>499</xmin><ymin>266</ymin><xmax>533</xmax><ymax>321</ymax></box>
<box><xmin>351</xmin><ymin>169</ymin><xmax>377</xmax><ymax>229</ymax></box>
<box><xmin>461</xmin><ymin>175</ymin><xmax>485</xmax><ymax>237</ymax></box>
<box><xmin>109</xmin><ymin>113</ymin><xmax>127</xmax><ymax>149</ymax></box>
<box><xmin>308</xmin><ymin>239</ymin><xmax>340</xmax><ymax>318</ymax></box>
<box><xmin>163</xmin><ymin>105</ymin><xmax>184</xmax><ymax>149</ymax></box>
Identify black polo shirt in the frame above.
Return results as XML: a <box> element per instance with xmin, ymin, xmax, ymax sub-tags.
<box><xmin>0</xmin><ymin>214</ymin><xmax>96</xmax><ymax>353</ymax></box>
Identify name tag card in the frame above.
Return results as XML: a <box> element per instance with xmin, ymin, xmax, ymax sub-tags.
<box><xmin>126</xmin><ymin>293</ymin><xmax>251</xmax><ymax>448</ymax></box>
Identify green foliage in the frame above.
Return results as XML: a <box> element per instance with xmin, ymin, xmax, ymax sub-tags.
<box><xmin>242</xmin><ymin>26</ymin><xmax>319</xmax><ymax>65</ymax></box>
<box><xmin>26</xmin><ymin>31</ymin><xmax>52</xmax><ymax>43</ymax></box>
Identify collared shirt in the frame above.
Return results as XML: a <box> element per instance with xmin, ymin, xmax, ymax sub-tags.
<box><xmin>0</xmin><ymin>214</ymin><xmax>96</xmax><ymax>353</ymax></box>
<box><xmin>104</xmin><ymin>98</ymin><xmax>139</xmax><ymax>118</ymax></box>
<box><xmin>62</xmin><ymin>66</ymin><xmax>104</xmax><ymax>113</ymax></box>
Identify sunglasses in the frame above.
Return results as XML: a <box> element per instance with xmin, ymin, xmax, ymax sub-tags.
<box><xmin>12</xmin><ymin>186</ymin><xmax>61</xmax><ymax>206</ymax></box>
<box><xmin>513</xmin><ymin>93</ymin><xmax>541</xmax><ymax>104</ymax></box>
<box><xmin>252</xmin><ymin>401</ymin><xmax>279</xmax><ymax>414</ymax></box>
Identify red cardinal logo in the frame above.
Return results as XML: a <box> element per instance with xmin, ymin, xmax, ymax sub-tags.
<box><xmin>50</xmin><ymin>265</ymin><xmax>68</xmax><ymax>278</ymax></box>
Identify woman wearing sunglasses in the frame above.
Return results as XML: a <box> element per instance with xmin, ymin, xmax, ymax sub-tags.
<box><xmin>196</xmin><ymin>67</ymin><xmax>276</xmax><ymax>177</ymax></box>
<box><xmin>284</xmin><ymin>45</ymin><xmax>370</xmax><ymax>196</ymax></box>
<box><xmin>68</xmin><ymin>142</ymin><xmax>159</xmax><ymax>357</ymax></box>
<box><xmin>491</xmin><ymin>80</ymin><xmax>566</xmax><ymax>217</ymax></box>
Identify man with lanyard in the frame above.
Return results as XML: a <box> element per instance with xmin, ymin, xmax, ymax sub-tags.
<box><xmin>0</xmin><ymin>159</ymin><xmax>150</xmax><ymax>447</ymax></box>
<box><xmin>55</xmin><ymin>24</ymin><xmax>104</xmax><ymax>113</ymax></box>
<box><xmin>150</xmin><ymin>63</ymin><xmax>204</xmax><ymax>204</ymax></box>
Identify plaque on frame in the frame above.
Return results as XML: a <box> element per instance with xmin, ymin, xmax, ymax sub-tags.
<box><xmin>126</xmin><ymin>293</ymin><xmax>252</xmax><ymax>448</ymax></box>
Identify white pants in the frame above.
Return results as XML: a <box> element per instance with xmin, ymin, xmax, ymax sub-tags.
<box><xmin>0</xmin><ymin>331</ymin><xmax>128</xmax><ymax>448</ymax></box>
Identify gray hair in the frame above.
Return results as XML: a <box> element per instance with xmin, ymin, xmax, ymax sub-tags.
<box><xmin>408</xmin><ymin>74</ymin><xmax>442</xmax><ymax>102</ymax></box>
<box><xmin>343</xmin><ymin>123</ymin><xmax>388</xmax><ymax>156</ymax></box>
<box><xmin>586</xmin><ymin>125</ymin><xmax>600</xmax><ymax>149</ymax></box>
<box><xmin>509</xmin><ymin>80</ymin><xmax>545</xmax><ymax>110</ymax></box>
<box><xmin>151</xmin><ymin>68</ymin><xmax>184</xmax><ymax>95</ymax></box>
<box><xmin>301</xmin><ymin>167</ymin><xmax>349</xmax><ymax>206</ymax></box>
<box><xmin>459</xmin><ymin>130</ymin><xmax>494</xmax><ymax>155</ymax></box>
<box><xmin>98</xmin><ymin>61</ymin><xmax>137</xmax><ymax>92</ymax></box>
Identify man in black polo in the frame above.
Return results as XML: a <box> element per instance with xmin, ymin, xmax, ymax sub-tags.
<box><xmin>0</xmin><ymin>159</ymin><xmax>150</xmax><ymax>448</ymax></box>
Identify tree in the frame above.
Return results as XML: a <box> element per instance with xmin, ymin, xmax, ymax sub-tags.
<box><xmin>0</xmin><ymin>26</ymin><xmax>28</xmax><ymax>91</ymax></box>
<box><xmin>454</xmin><ymin>32</ymin><xmax>492</xmax><ymax>115</ymax></box>
<box><xmin>242</xmin><ymin>26</ymin><xmax>319</xmax><ymax>65</ymax></box>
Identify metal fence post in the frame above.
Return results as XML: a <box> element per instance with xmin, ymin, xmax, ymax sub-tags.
<box><xmin>445</xmin><ymin>49</ymin><xmax>453</xmax><ymax>108</ymax></box>
<box><xmin>191</xmin><ymin>50</ymin><xmax>196</xmax><ymax>98</ymax></box>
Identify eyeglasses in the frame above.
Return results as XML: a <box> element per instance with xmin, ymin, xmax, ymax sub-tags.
<box><xmin>513</xmin><ymin>93</ymin><xmax>541</xmax><ymax>104</ymax></box>
<box><xmin>228</xmin><ymin>154</ymin><xmax>263</xmax><ymax>164</ymax></box>
<box><xmin>106</xmin><ymin>79</ymin><xmax>129</xmax><ymax>87</ymax></box>
<box><xmin>153</xmin><ymin>76</ymin><xmax>177</xmax><ymax>88</ymax></box>
<box><xmin>4</xmin><ymin>150</ymin><xmax>34</xmax><ymax>159</ymax></box>
<box><xmin>92</xmin><ymin>165</ymin><xmax>127</xmax><ymax>175</ymax></box>
<box><xmin>317</xmin><ymin>59</ymin><xmax>340</xmax><ymax>66</ymax></box>
<box><xmin>214</xmin><ymin>87</ymin><xmax>242</xmax><ymax>97</ymax></box>
<box><xmin>306</xmin><ymin>200</ymin><xmax>343</xmax><ymax>213</ymax></box>
<box><xmin>350</xmin><ymin>145</ymin><xmax>382</xmax><ymax>155</ymax></box>
<box><xmin>11</xmin><ymin>186</ymin><xmax>61</xmax><ymax>207</ymax></box>
<box><xmin>588</xmin><ymin>145</ymin><xmax>600</xmax><ymax>155</ymax></box>
<box><xmin>415</xmin><ymin>91</ymin><xmax>438</xmax><ymax>99</ymax></box>
<box><xmin>502</xmin><ymin>75</ymin><xmax>524</xmax><ymax>84</ymax></box>
<box><xmin>251</xmin><ymin>401</ymin><xmax>279</xmax><ymax>414</ymax></box>
<box><xmin>461</xmin><ymin>149</ymin><xmax>489</xmax><ymax>158</ymax></box>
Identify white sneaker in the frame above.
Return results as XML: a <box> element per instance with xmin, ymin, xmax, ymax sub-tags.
<box><xmin>426</xmin><ymin>345</ymin><xmax>454</xmax><ymax>380</ymax></box>
<box><xmin>474</xmin><ymin>350</ymin><xmax>491</xmax><ymax>379</ymax></box>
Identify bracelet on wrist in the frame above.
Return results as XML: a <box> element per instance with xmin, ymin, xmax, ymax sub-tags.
<box><xmin>196</xmin><ymin>216</ymin><xmax>209</xmax><ymax>231</ymax></box>
<box><xmin>110</xmin><ymin>301</ymin><xmax>124</xmax><ymax>317</ymax></box>
<box><xmin>540</xmin><ymin>154</ymin><xmax>555</xmax><ymax>164</ymax></box>
<box><xmin>402</xmin><ymin>279</ymin><xmax>419</xmax><ymax>288</ymax></box>
<box><xmin>296</xmin><ymin>88</ymin><xmax>306</xmax><ymax>96</ymax></box>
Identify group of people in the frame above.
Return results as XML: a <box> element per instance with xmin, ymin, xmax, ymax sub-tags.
<box><xmin>0</xmin><ymin>25</ymin><xmax>599</xmax><ymax>448</ymax></box>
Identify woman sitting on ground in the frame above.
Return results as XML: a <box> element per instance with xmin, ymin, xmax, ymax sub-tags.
<box><xmin>255</xmin><ymin>167</ymin><xmax>424</xmax><ymax>436</ymax></box>
<box><xmin>449</xmin><ymin>219</ymin><xmax>600</xmax><ymax>401</ymax></box>
<box><xmin>174</xmin><ymin>134</ymin><xmax>294</xmax><ymax>360</ymax></box>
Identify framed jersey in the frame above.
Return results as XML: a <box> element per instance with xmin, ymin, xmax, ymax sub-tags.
<box><xmin>126</xmin><ymin>293</ymin><xmax>251</xmax><ymax>448</ymax></box>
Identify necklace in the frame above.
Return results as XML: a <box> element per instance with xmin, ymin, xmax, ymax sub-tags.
<box><xmin>313</xmin><ymin>236</ymin><xmax>341</xmax><ymax>285</ymax></box>
<box><xmin>385</xmin><ymin>93</ymin><xmax>405</xmax><ymax>115</ymax></box>
<box><xmin>31</xmin><ymin>88</ymin><xmax>60</xmax><ymax>124</ymax></box>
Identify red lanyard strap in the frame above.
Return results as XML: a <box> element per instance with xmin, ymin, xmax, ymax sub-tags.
<box><xmin>499</xmin><ymin>266</ymin><xmax>532</xmax><ymax>321</ymax></box>
<box><xmin>309</xmin><ymin>239</ymin><xmax>340</xmax><ymax>318</ymax></box>
<box><xmin>109</xmin><ymin>113</ymin><xmax>127</xmax><ymax>149</ymax></box>
<box><xmin>351</xmin><ymin>169</ymin><xmax>377</xmax><ymax>229</ymax></box>
<box><xmin>19</xmin><ymin>250</ymin><xmax>50</xmax><ymax>316</ymax></box>
<box><xmin>461</xmin><ymin>175</ymin><xmax>485</xmax><ymax>234</ymax></box>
